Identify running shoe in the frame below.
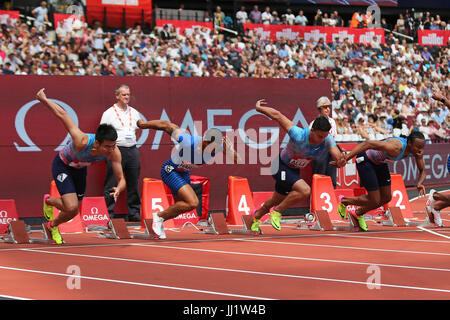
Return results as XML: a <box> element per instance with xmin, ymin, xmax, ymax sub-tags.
<box><xmin>43</xmin><ymin>194</ymin><xmax>54</xmax><ymax>221</ymax></box>
<box><xmin>433</xmin><ymin>210</ymin><xmax>443</xmax><ymax>227</ymax></box>
<box><xmin>425</xmin><ymin>189</ymin><xmax>437</xmax><ymax>224</ymax></box>
<box><xmin>270</xmin><ymin>209</ymin><xmax>282</xmax><ymax>231</ymax></box>
<box><xmin>337</xmin><ymin>195</ymin><xmax>348</xmax><ymax>220</ymax></box>
<box><xmin>351</xmin><ymin>211</ymin><xmax>368</xmax><ymax>231</ymax></box>
<box><xmin>251</xmin><ymin>218</ymin><xmax>261</xmax><ymax>233</ymax></box>
<box><xmin>46</xmin><ymin>222</ymin><xmax>63</xmax><ymax>244</ymax></box>
<box><xmin>152</xmin><ymin>212</ymin><xmax>166</xmax><ymax>239</ymax></box>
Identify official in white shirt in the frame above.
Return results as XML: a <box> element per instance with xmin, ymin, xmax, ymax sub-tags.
<box><xmin>100</xmin><ymin>84</ymin><xmax>142</xmax><ymax>221</ymax></box>
<box><xmin>309</xmin><ymin>96</ymin><xmax>338</xmax><ymax>188</ymax></box>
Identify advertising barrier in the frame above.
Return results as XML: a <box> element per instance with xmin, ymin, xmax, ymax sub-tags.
<box><xmin>418</xmin><ymin>30</ymin><xmax>450</xmax><ymax>46</ymax></box>
<box><xmin>0</xmin><ymin>75</ymin><xmax>328</xmax><ymax>218</ymax></box>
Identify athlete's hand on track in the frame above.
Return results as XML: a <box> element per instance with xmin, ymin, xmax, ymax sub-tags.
<box><xmin>417</xmin><ymin>184</ymin><xmax>426</xmax><ymax>197</ymax></box>
<box><xmin>110</xmin><ymin>187</ymin><xmax>120</xmax><ymax>202</ymax></box>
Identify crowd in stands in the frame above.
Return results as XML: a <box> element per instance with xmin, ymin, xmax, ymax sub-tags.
<box><xmin>0</xmin><ymin>3</ymin><xmax>449</xmax><ymax>142</ymax></box>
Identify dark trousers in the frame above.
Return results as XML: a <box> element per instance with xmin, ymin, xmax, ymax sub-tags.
<box><xmin>104</xmin><ymin>146</ymin><xmax>141</xmax><ymax>219</ymax></box>
<box><xmin>311</xmin><ymin>150</ymin><xmax>337</xmax><ymax>188</ymax></box>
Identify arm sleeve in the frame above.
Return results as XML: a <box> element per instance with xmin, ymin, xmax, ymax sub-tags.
<box><xmin>325</xmin><ymin>134</ymin><xmax>337</xmax><ymax>149</ymax></box>
<box><xmin>287</xmin><ymin>126</ymin><xmax>305</xmax><ymax>143</ymax></box>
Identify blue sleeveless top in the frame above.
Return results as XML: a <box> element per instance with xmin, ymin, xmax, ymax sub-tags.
<box><xmin>365</xmin><ymin>137</ymin><xmax>409</xmax><ymax>165</ymax></box>
<box><xmin>59</xmin><ymin>134</ymin><xmax>106</xmax><ymax>168</ymax></box>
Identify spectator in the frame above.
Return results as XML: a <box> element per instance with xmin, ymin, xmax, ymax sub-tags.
<box><xmin>236</xmin><ymin>6</ymin><xmax>248</xmax><ymax>25</ymax></box>
<box><xmin>160</xmin><ymin>24</ymin><xmax>171</xmax><ymax>40</ymax></box>
<box><xmin>395</xmin><ymin>14</ymin><xmax>406</xmax><ymax>34</ymax></box>
<box><xmin>249</xmin><ymin>5</ymin><xmax>261</xmax><ymax>24</ymax></box>
<box><xmin>271</xmin><ymin>11</ymin><xmax>281</xmax><ymax>25</ymax></box>
<box><xmin>295</xmin><ymin>10</ymin><xmax>308</xmax><ymax>26</ymax></box>
<box><xmin>32</xmin><ymin>1</ymin><xmax>49</xmax><ymax>32</ymax></box>
<box><xmin>214</xmin><ymin>6</ymin><xmax>225</xmax><ymax>27</ymax></box>
<box><xmin>283</xmin><ymin>9</ymin><xmax>295</xmax><ymax>26</ymax></box>
<box><xmin>261</xmin><ymin>7</ymin><xmax>273</xmax><ymax>25</ymax></box>
<box><xmin>313</xmin><ymin>10</ymin><xmax>323</xmax><ymax>26</ymax></box>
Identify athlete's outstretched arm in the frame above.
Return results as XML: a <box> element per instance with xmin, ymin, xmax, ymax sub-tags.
<box><xmin>137</xmin><ymin>119</ymin><xmax>183</xmax><ymax>140</ymax></box>
<box><xmin>108</xmin><ymin>147</ymin><xmax>126</xmax><ymax>202</ymax></box>
<box><xmin>328</xmin><ymin>145</ymin><xmax>347</xmax><ymax>168</ymax></box>
<box><xmin>415</xmin><ymin>152</ymin><xmax>426</xmax><ymax>196</ymax></box>
<box><xmin>36</xmin><ymin>88</ymin><xmax>88</xmax><ymax>151</ymax></box>
<box><xmin>222</xmin><ymin>136</ymin><xmax>243</xmax><ymax>163</ymax></box>
<box><xmin>343</xmin><ymin>140</ymin><xmax>398</xmax><ymax>161</ymax></box>
<box><xmin>255</xmin><ymin>99</ymin><xmax>294</xmax><ymax>132</ymax></box>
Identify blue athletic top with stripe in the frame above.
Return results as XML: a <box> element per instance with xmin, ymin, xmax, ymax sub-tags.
<box><xmin>365</xmin><ymin>137</ymin><xmax>410</xmax><ymax>165</ymax></box>
<box><xmin>280</xmin><ymin>126</ymin><xmax>336</xmax><ymax>168</ymax></box>
<box><xmin>59</xmin><ymin>133</ymin><xmax>106</xmax><ymax>168</ymax></box>
<box><xmin>166</xmin><ymin>132</ymin><xmax>219</xmax><ymax>172</ymax></box>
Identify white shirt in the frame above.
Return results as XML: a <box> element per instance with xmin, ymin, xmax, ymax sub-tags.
<box><xmin>100</xmin><ymin>104</ymin><xmax>141</xmax><ymax>147</ymax></box>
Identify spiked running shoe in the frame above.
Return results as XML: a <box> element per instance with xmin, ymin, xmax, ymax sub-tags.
<box><xmin>337</xmin><ymin>195</ymin><xmax>348</xmax><ymax>220</ymax></box>
<box><xmin>152</xmin><ymin>212</ymin><xmax>166</xmax><ymax>239</ymax></box>
<box><xmin>352</xmin><ymin>212</ymin><xmax>368</xmax><ymax>231</ymax></box>
<box><xmin>47</xmin><ymin>222</ymin><xmax>63</xmax><ymax>244</ymax></box>
<box><xmin>251</xmin><ymin>218</ymin><xmax>261</xmax><ymax>233</ymax></box>
<box><xmin>270</xmin><ymin>210</ymin><xmax>282</xmax><ymax>231</ymax></box>
<box><xmin>43</xmin><ymin>194</ymin><xmax>54</xmax><ymax>221</ymax></box>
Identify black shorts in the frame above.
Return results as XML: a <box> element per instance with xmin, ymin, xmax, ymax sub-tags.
<box><xmin>356</xmin><ymin>152</ymin><xmax>391</xmax><ymax>192</ymax></box>
<box><xmin>271</xmin><ymin>156</ymin><xmax>302</xmax><ymax>196</ymax></box>
<box><xmin>52</xmin><ymin>155</ymin><xmax>87</xmax><ymax>200</ymax></box>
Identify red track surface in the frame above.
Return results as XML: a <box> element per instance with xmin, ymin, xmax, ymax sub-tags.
<box><xmin>1</xmin><ymin>194</ymin><xmax>449</xmax><ymax>301</ymax></box>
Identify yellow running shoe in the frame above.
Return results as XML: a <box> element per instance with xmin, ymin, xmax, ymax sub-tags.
<box><xmin>43</xmin><ymin>194</ymin><xmax>54</xmax><ymax>222</ymax></box>
<box><xmin>337</xmin><ymin>195</ymin><xmax>348</xmax><ymax>220</ymax></box>
<box><xmin>354</xmin><ymin>214</ymin><xmax>368</xmax><ymax>231</ymax></box>
<box><xmin>270</xmin><ymin>209</ymin><xmax>282</xmax><ymax>231</ymax></box>
<box><xmin>46</xmin><ymin>222</ymin><xmax>63</xmax><ymax>244</ymax></box>
<box><xmin>251</xmin><ymin>218</ymin><xmax>261</xmax><ymax>233</ymax></box>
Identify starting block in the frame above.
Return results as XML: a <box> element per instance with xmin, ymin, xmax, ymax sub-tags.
<box><xmin>94</xmin><ymin>219</ymin><xmax>159</xmax><ymax>240</ymax></box>
<box><xmin>202</xmin><ymin>213</ymin><xmax>261</xmax><ymax>235</ymax></box>
<box><xmin>308</xmin><ymin>210</ymin><xmax>363</xmax><ymax>232</ymax></box>
<box><xmin>0</xmin><ymin>220</ymin><xmax>56</xmax><ymax>244</ymax></box>
<box><xmin>381</xmin><ymin>207</ymin><xmax>439</xmax><ymax>228</ymax></box>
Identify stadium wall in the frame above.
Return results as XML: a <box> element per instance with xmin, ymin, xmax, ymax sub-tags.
<box><xmin>0</xmin><ymin>75</ymin><xmax>329</xmax><ymax>218</ymax></box>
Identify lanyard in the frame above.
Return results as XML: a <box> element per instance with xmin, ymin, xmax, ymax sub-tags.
<box><xmin>113</xmin><ymin>104</ymin><xmax>132</xmax><ymax>128</ymax></box>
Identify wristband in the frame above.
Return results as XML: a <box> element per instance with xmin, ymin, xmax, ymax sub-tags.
<box><xmin>441</xmin><ymin>97</ymin><xmax>447</xmax><ymax>103</ymax></box>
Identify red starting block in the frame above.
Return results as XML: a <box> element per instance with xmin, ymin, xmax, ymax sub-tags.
<box><xmin>95</xmin><ymin>219</ymin><xmax>159</xmax><ymax>240</ymax></box>
<box><xmin>381</xmin><ymin>207</ymin><xmax>438</xmax><ymax>228</ymax></box>
<box><xmin>309</xmin><ymin>210</ymin><xmax>363</xmax><ymax>232</ymax></box>
<box><xmin>202</xmin><ymin>213</ymin><xmax>261</xmax><ymax>235</ymax></box>
<box><xmin>0</xmin><ymin>220</ymin><xmax>56</xmax><ymax>244</ymax></box>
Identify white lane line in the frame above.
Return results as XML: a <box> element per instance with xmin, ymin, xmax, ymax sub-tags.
<box><xmin>417</xmin><ymin>226</ymin><xmax>450</xmax><ymax>240</ymax></box>
<box><xmin>231</xmin><ymin>238</ymin><xmax>450</xmax><ymax>256</ymax></box>
<box><xmin>0</xmin><ymin>265</ymin><xmax>273</xmax><ymax>300</ymax></box>
<box><xmin>7</xmin><ymin>249</ymin><xmax>450</xmax><ymax>294</ymax></box>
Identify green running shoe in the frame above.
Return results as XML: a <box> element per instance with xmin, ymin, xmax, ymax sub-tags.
<box><xmin>337</xmin><ymin>195</ymin><xmax>348</xmax><ymax>220</ymax></box>
<box><xmin>46</xmin><ymin>222</ymin><xmax>63</xmax><ymax>244</ymax></box>
<box><xmin>251</xmin><ymin>218</ymin><xmax>261</xmax><ymax>233</ymax></box>
<box><xmin>354</xmin><ymin>213</ymin><xmax>368</xmax><ymax>231</ymax></box>
<box><xmin>270</xmin><ymin>210</ymin><xmax>282</xmax><ymax>231</ymax></box>
<box><xmin>43</xmin><ymin>194</ymin><xmax>54</xmax><ymax>222</ymax></box>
